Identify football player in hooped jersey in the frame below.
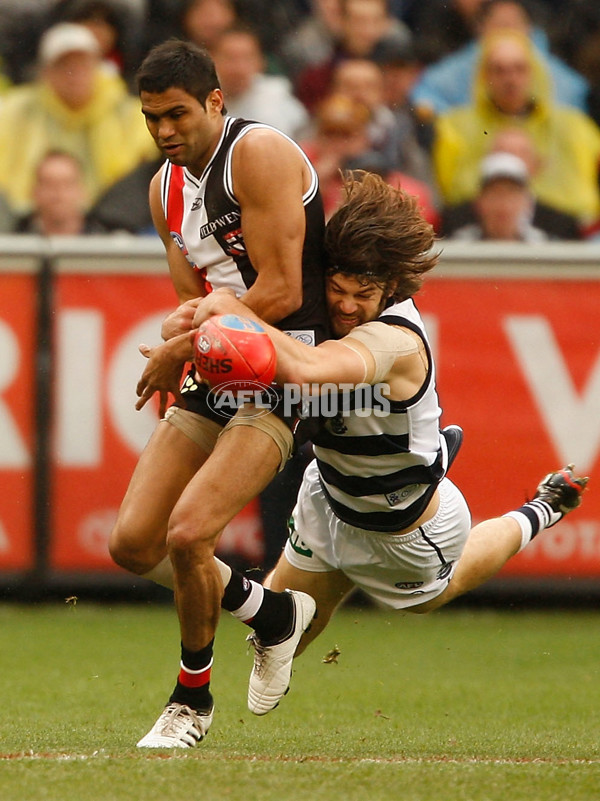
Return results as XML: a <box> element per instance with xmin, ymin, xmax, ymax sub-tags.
<box><xmin>109</xmin><ymin>39</ymin><xmax>329</xmax><ymax>748</ymax></box>
<box><xmin>192</xmin><ymin>173</ymin><xmax>588</xmax><ymax>700</ymax></box>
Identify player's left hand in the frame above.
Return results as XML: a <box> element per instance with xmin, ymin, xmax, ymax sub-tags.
<box><xmin>136</xmin><ymin>340</ymin><xmax>187</xmax><ymax>417</ymax></box>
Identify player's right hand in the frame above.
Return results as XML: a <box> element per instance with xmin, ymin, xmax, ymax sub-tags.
<box><xmin>161</xmin><ymin>297</ymin><xmax>204</xmax><ymax>340</ymax></box>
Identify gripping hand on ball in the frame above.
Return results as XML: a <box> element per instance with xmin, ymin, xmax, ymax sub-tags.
<box><xmin>192</xmin><ymin>288</ymin><xmax>238</xmax><ymax>328</ymax></box>
<box><xmin>161</xmin><ymin>297</ymin><xmax>203</xmax><ymax>340</ymax></box>
<box><xmin>136</xmin><ymin>334</ymin><xmax>193</xmax><ymax>417</ymax></box>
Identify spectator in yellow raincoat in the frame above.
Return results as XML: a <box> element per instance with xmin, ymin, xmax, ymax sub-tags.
<box><xmin>0</xmin><ymin>22</ymin><xmax>157</xmax><ymax>216</ymax></box>
<box><xmin>433</xmin><ymin>29</ymin><xmax>600</xmax><ymax>226</ymax></box>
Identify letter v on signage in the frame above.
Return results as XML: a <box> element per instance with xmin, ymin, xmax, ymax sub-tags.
<box><xmin>504</xmin><ymin>315</ymin><xmax>600</xmax><ymax>472</ymax></box>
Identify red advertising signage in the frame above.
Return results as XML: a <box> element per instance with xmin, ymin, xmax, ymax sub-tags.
<box><xmin>421</xmin><ymin>277</ymin><xmax>600</xmax><ymax>578</ymax></box>
<box><xmin>0</xmin><ymin>272</ymin><xmax>37</xmax><ymax>571</ymax></box>
<box><xmin>49</xmin><ymin>273</ymin><xmax>263</xmax><ymax>574</ymax></box>
<box><xmin>2</xmin><ymin>263</ymin><xmax>598</xmax><ymax>583</ymax></box>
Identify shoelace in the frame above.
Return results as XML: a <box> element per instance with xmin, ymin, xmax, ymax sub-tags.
<box><xmin>157</xmin><ymin>704</ymin><xmax>201</xmax><ymax>739</ymax></box>
<box><xmin>247</xmin><ymin>633</ymin><xmax>267</xmax><ymax>677</ymax></box>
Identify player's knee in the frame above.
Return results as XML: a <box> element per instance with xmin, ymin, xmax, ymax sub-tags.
<box><xmin>108</xmin><ymin>521</ymin><xmax>161</xmax><ymax>575</ymax></box>
<box><xmin>166</xmin><ymin>516</ymin><xmax>217</xmax><ymax>560</ymax></box>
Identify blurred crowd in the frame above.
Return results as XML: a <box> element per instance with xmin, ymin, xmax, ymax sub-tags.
<box><xmin>1</xmin><ymin>0</ymin><xmax>600</xmax><ymax>242</ymax></box>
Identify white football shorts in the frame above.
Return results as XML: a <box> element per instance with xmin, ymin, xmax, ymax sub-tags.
<box><xmin>284</xmin><ymin>460</ymin><xmax>472</xmax><ymax>609</ymax></box>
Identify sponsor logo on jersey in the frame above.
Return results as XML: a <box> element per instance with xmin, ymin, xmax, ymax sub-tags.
<box><xmin>199</xmin><ymin>210</ymin><xmax>241</xmax><ymax>239</ymax></box>
<box><xmin>283</xmin><ymin>329</ymin><xmax>316</xmax><ymax>346</ymax></box>
<box><xmin>191</xmin><ymin>195</ymin><xmax>203</xmax><ymax>211</ymax></box>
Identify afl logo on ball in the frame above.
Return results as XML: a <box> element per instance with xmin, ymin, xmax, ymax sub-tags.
<box><xmin>196</xmin><ymin>335</ymin><xmax>211</xmax><ymax>354</ymax></box>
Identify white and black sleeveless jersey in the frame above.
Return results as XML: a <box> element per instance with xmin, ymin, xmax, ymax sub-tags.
<box><xmin>312</xmin><ymin>299</ymin><xmax>447</xmax><ymax>532</ymax></box>
<box><xmin>160</xmin><ymin>115</ymin><xmax>329</xmax><ymax>344</ymax></box>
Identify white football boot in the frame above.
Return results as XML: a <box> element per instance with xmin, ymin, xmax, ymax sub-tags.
<box><xmin>247</xmin><ymin>589</ymin><xmax>316</xmax><ymax>716</ymax></box>
<box><xmin>136</xmin><ymin>703</ymin><xmax>214</xmax><ymax>748</ymax></box>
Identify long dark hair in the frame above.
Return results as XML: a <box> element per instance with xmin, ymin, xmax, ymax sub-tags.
<box><xmin>325</xmin><ymin>172</ymin><xmax>439</xmax><ymax>301</ymax></box>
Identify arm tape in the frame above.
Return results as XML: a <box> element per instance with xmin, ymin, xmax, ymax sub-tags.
<box><xmin>343</xmin><ymin>321</ymin><xmax>419</xmax><ymax>384</ymax></box>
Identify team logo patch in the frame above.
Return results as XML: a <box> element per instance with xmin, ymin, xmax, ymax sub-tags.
<box><xmin>170</xmin><ymin>231</ymin><xmax>186</xmax><ymax>252</ymax></box>
<box><xmin>223</xmin><ymin>227</ymin><xmax>247</xmax><ymax>257</ymax></box>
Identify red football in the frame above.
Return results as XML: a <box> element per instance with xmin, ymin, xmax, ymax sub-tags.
<box><xmin>193</xmin><ymin>314</ymin><xmax>277</xmax><ymax>389</ymax></box>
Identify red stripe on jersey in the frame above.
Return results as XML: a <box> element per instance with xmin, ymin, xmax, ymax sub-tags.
<box><xmin>165</xmin><ymin>164</ymin><xmax>185</xmax><ymax>236</ymax></box>
<box><xmin>164</xmin><ymin>164</ymin><xmax>213</xmax><ymax>294</ymax></box>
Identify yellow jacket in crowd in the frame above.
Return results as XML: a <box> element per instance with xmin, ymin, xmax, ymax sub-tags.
<box><xmin>433</xmin><ymin>31</ymin><xmax>600</xmax><ymax>225</ymax></box>
<box><xmin>0</xmin><ymin>70</ymin><xmax>157</xmax><ymax>214</ymax></box>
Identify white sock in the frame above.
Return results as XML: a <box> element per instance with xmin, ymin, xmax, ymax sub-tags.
<box><xmin>142</xmin><ymin>555</ymin><xmax>174</xmax><ymax>589</ymax></box>
<box><xmin>142</xmin><ymin>556</ymin><xmax>232</xmax><ymax>590</ymax></box>
<box><xmin>504</xmin><ymin>499</ymin><xmax>560</xmax><ymax>552</ymax></box>
<box><xmin>229</xmin><ymin>580</ymin><xmax>264</xmax><ymax>624</ymax></box>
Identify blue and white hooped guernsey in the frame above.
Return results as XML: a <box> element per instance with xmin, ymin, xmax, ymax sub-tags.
<box><xmin>312</xmin><ymin>298</ymin><xmax>446</xmax><ymax>533</ymax></box>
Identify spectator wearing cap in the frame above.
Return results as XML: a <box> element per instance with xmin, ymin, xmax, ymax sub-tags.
<box><xmin>0</xmin><ymin>22</ymin><xmax>157</xmax><ymax>216</ymax></box>
<box><xmin>440</xmin><ymin>126</ymin><xmax>581</xmax><ymax>239</ymax></box>
<box><xmin>449</xmin><ymin>152</ymin><xmax>548</xmax><ymax>241</ymax></box>
<box><xmin>433</xmin><ymin>30</ymin><xmax>600</xmax><ymax>226</ymax></box>
<box><xmin>50</xmin><ymin>0</ymin><xmax>145</xmax><ymax>89</ymax></box>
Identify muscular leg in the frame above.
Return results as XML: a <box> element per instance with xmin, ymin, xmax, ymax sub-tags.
<box><xmin>109</xmin><ymin>421</ymin><xmax>211</xmax><ymax>574</ymax></box>
<box><xmin>410</xmin><ymin>516</ymin><xmax>522</xmax><ymax>614</ymax></box>
<box><xmin>167</xmin><ymin>424</ymin><xmax>282</xmax><ymax>651</ymax></box>
<box><xmin>266</xmin><ymin>553</ymin><xmax>354</xmax><ymax>656</ymax></box>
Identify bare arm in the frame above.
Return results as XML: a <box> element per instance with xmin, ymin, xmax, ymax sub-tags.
<box><xmin>192</xmin><ymin>290</ymin><xmax>428</xmax><ymax>398</ymax></box>
<box><xmin>192</xmin><ymin>289</ymin><xmax>374</xmax><ymax>388</ymax></box>
<box><xmin>230</xmin><ymin>130</ymin><xmax>309</xmax><ymax>323</ymax></box>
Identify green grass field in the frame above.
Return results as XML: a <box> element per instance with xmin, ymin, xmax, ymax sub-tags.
<box><xmin>0</xmin><ymin>601</ymin><xmax>599</xmax><ymax>801</ymax></box>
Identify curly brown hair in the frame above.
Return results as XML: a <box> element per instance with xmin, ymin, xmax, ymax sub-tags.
<box><xmin>324</xmin><ymin>171</ymin><xmax>439</xmax><ymax>301</ymax></box>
